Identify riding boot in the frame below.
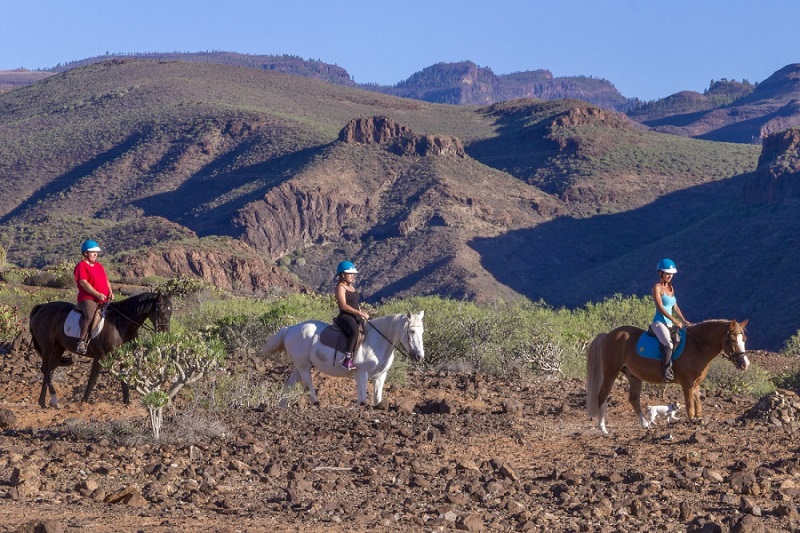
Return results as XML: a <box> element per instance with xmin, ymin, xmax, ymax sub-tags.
<box><xmin>659</xmin><ymin>343</ymin><xmax>674</xmax><ymax>382</ymax></box>
<box><xmin>76</xmin><ymin>339</ymin><xmax>87</xmax><ymax>355</ymax></box>
<box><xmin>341</xmin><ymin>352</ymin><xmax>356</xmax><ymax>371</ymax></box>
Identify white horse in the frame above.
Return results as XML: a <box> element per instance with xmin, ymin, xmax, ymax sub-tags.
<box><xmin>261</xmin><ymin>311</ymin><xmax>425</xmax><ymax>406</ymax></box>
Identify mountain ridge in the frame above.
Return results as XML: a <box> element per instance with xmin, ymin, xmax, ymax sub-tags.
<box><xmin>6</xmin><ymin>52</ymin><xmax>797</xmax><ymax>146</ymax></box>
<box><xmin>3</xmin><ymin>58</ymin><xmax>798</xmax><ymax>350</ymax></box>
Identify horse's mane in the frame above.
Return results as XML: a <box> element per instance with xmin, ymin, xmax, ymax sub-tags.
<box><xmin>111</xmin><ymin>291</ymin><xmax>158</xmax><ymax>317</ymax></box>
<box><xmin>688</xmin><ymin>319</ymin><xmax>733</xmax><ymax>331</ymax></box>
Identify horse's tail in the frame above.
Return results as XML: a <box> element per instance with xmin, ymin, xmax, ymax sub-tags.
<box><xmin>261</xmin><ymin>326</ymin><xmax>289</xmax><ymax>357</ymax></box>
<box><xmin>586</xmin><ymin>333</ymin><xmax>607</xmax><ymax>419</ymax></box>
<box><xmin>29</xmin><ymin>304</ymin><xmax>43</xmax><ymax>322</ymax></box>
<box><xmin>28</xmin><ymin>304</ymin><xmax>44</xmax><ymax>355</ymax></box>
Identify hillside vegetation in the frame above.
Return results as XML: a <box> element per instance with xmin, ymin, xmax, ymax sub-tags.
<box><xmin>4</xmin><ymin>58</ymin><xmax>799</xmax><ymax>351</ymax></box>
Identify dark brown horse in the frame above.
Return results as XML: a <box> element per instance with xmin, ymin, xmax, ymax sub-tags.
<box><xmin>29</xmin><ymin>291</ymin><xmax>172</xmax><ymax>408</ymax></box>
<box><xmin>586</xmin><ymin>319</ymin><xmax>749</xmax><ymax>435</ymax></box>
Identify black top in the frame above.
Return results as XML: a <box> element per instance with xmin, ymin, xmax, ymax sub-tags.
<box><xmin>343</xmin><ymin>288</ymin><xmax>360</xmax><ymax>311</ymax></box>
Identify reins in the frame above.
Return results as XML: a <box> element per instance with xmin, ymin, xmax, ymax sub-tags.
<box><xmin>104</xmin><ymin>296</ymin><xmax>167</xmax><ymax>333</ymax></box>
<box><xmin>683</xmin><ymin>323</ymin><xmax>746</xmax><ymax>361</ymax></box>
<box><xmin>365</xmin><ymin>317</ymin><xmax>410</xmax><ymax>358</ymax></box>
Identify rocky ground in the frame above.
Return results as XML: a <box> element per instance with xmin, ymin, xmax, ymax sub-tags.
<box><xmin>1</xmin><ymin>344</ymin><xmax>800</xmax><ymax>532</ymax></box>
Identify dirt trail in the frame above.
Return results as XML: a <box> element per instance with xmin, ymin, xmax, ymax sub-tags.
<box><xmin>1</xmin><ymin>348</ymin><xmax>799</xmax><ymax>532</ymax></box>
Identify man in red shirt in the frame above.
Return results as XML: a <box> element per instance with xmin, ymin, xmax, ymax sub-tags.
<box><xmin>74</xmin><ymin>240</ymin><xmax>114</xmax><ymax>354</ymax></box>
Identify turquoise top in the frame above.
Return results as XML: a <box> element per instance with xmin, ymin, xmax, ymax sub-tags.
<box><xmin>653</xmin><ymin>293</ymin><xmax>676</xmax><ymax>327</ymax></box>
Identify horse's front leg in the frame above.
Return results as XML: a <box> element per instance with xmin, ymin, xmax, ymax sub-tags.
<box><xmin>625</xmin><ymin>375</ymin><xmax>648</xmax><ymax>429</ymax></box>
<box><xmin>372</xmin><ymin>372</ymin><xmax>387</xmax><ymax>407</ymax></box>
<box><xmin>682</xmin><ymin>385</ymin><xmax>700</xmax><ymax>419</ymax></box>
<box><xmin>693</xmin><ymin>387</ymin><xmax>703</xmax><ymax>419</ymax></box>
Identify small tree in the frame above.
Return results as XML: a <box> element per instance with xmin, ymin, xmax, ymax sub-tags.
<box><xmin>102</xmin><ymin>331</ymin><xmax>225</xmax><ymax>439</ymax></box>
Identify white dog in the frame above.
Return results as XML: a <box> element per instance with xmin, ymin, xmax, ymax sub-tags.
<box><xmin>645</xmin><ymin>402</ymin><xmax>681</xmax><ymax>427</ymax></box>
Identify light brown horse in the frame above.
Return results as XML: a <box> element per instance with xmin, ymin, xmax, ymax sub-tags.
<box><xmin>586</xmin><ymin>319</ymin><xmax>749</xmax><ymax>435</ymax></box>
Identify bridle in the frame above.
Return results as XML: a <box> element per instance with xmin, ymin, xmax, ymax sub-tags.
<box><xmin>365</xmin><ymin>317</ymin><xmax>421</xmax><ymax>361</ymax></box>
<box><xmin>721</xmin><ymin>328</ymin><xmax>747</xmax><ymax>363</ymax></box>
<box><xmin>684</xmin><ymin>322</ymin><xmax>747</xmax><ymax>363</ymax></box>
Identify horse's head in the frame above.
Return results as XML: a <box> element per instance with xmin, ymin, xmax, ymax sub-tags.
<box><xmin>150</xmin><ymin>291</ymin><xmax>173</xmax><ymax>332</ymax></box>
<box><xmin>722</xmin><ymin>319</ymin><xmax>749</xmax><ymax>370</ymax></box>
<box><xmin>403</xmin><ymin>310</ymin><xmax>425</xmax><ymax>363</ymax></box>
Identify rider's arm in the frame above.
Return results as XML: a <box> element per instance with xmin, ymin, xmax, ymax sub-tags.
<box><xmin>78</xmin><ymin>279</ymin><xmax>107</xmax><ymax>301</ymax></box>
<box><xmin>335</xmin><ymin>284</ymin><xmax>368</xmax><ymax>318</ymax></box>
<box><xmin>672</xmin><ymin>303</ymin><xmax>690</xmax><ymax>326</ymax></box>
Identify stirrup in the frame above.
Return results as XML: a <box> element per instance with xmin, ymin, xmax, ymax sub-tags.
<box><xmin>663</xmin><ymin>365</ymin><xmax>674</xmax><ymax>382</ymax></box>
<box><xmin>76</xmin><ymin>340</ymin><xmax>87</xmax><ymax>355</ymax></box>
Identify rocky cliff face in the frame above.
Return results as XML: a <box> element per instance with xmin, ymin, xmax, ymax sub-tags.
<box><xmin>743</xmin><ymin>127</ymin><xmax>800</xmax><ymax>204</ymax></box>
<box><xmin>115</xmin><ymin>240</ymin><xmax>307</xmax><ymax>296</ymax></box>
<box><xmin>237</xmin><ymin>116</ymin><xmax>467</xmax><ymax>259</ymax></box>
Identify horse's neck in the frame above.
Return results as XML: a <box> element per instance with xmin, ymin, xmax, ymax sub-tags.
<box><xmin>367</xmin><ymin>315</ymin><xmax>401</xmax><ymax>349</ymax></box>
<box><xmin>689</xmin><ymin>320</ymin><xmax>727</xmax><ymax>359</ymax></box>
<box><xmin>110</xmin><ymin>295</ymin><xmax>151</xmax><ymax>339</ymax></box>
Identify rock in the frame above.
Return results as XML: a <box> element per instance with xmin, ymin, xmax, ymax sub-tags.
<box><xmin>338</xmin><ymin>116</ymin><xmax>412</xmax><ymax>145</ymax></box>
<box><xmin>103</xmin><ymin>486</ymin><xmax>149</xmax><ymax>507</ymax></box>
<box><xmin>730</xmin><ymin>513</ymin><xmax>766</xmax><ymax>533</ymax></box>
<box><xmin>728</xmin><ymin>470</ymin><xmax>757</xmax><ymax>494</ymax></box>
<box><xmin>0</xmin><ymin>408</ymin><xmax>16</xmax><ymax>428</ymax></box>
<box><xmin>702</xmin><ymin>468</ymin><xmax>725</xmax><ymax>483</ymax></box>
<box><xmin>501</xmin><ymin>399</ymin><xmax>523</xmax><ymax>417</ymax></box>
<box><xmin>15</xmin><ymin>519</ymin><xmax>63</xmax><ymax>533</ymax></box>
<box><xmin>10</xmin><ymin>466</ymin><xmax>41</xmax><ymax>497</ymax></box>
<box><xmin>459</xmin><ymin>512</ymin><xmax>484</xmax><ymax>531</ymax></box>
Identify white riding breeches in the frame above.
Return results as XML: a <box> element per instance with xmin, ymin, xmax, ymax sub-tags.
<box><xmin>650</xmin><ymin>322</ymin><xmax>673</xmax><ymax>349</ymax></box>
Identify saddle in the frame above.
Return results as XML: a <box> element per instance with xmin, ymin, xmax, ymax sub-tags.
<box><xmin>637</xmin><ymin>327</ymin><xmax>686</xmax><ymax>361</ymax></box>
<box><xmin>318</xmin><ymin>319</ymin><xmax>365</xmax><ymax>353</ymax></box>
<box><xmin>64</xmin><ymin>307</ymin><xmax>106</xmax><ymax>340</ymax></box>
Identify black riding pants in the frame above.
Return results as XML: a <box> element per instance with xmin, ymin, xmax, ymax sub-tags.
<box><xmin>335</xmin><ymin>313</ymin><xmax>360</xmax><ymax>354</ymax></box>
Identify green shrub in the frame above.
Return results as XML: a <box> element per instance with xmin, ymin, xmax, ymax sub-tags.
<box><xmin>780</xmin><ymin>330</ymin><xmax>800</xmax><ymax>357</ymax></box>
<box><xmin>185</xmin><ymin>371</ymin><xmax>303</xmax><ymax>411</ymax></box>
<box><xmin>704</xmin><ymin>359</ymin><xmax>776</xmax><ymax>397</ymax></box>
<box><xmin>103</xmin><ymin>330</ymin><xmax>226</xmax><ymax>439</ymax></box>
<box><xmin>0</xmin><ymin>304</ymin><xmax>23</xmax><ymax>343</ymax></box>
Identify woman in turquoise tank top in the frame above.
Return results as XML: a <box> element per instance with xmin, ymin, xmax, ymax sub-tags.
<box><xmin>651</xmin><ymin>258</ymin><xmax>692</xmax><ymax>382</ymax></box>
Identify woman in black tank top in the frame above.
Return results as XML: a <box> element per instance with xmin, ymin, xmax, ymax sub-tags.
<box><xmin>334</xmin><ymin>261</ymin><xmax>369</xmax><ymax>370</ymax></box>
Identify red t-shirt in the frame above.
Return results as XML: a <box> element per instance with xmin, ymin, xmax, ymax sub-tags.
<box><xmin>74</xmin><ymin>260</ymin><xmax>110</xmax><ymax>302</ymax></box>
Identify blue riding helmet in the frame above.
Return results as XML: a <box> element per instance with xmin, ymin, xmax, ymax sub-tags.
<box><xmin>337</xmin><ymin>260</ymin><xmax>358</xmax><ymax>274</ymax></box>
<box><xmin>81</xmin><ymin>240</ymin><xmax>102</xmax><ymax>253</ymax></box>
<box><xmin>657</xmin><ymin>258</ymin><xmax>677</xmax><ymax>274</ymax></box>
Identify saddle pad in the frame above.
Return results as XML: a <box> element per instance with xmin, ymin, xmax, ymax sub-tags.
<box><xmin>319</xmin><ymin>323</ymin><xmax>348</xmax><ymax>352</ymax></box>
<box><xmin>636</xmin><ymin>328</ymin><xmax>686</xmax><ymax>361</ymax></box>
<box><xmin>64</xmin><ymin>309</ymin><xmax>105</xmax><ymax>340</ymax></box>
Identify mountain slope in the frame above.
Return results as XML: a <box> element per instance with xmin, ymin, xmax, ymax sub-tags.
<box><xmin>6</xmin><ymin>59</ymin><xmax>798</xmax><ymax>350</ymax></box>
<box><xmin>638</xmin><ymin>64</ymin><xmax>800</xmax><ymax>143</ymax></box>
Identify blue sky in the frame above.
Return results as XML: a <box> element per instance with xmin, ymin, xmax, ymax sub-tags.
<box><xmin>2</xmin><ymin>0</ymin><xmax>797</xmax><ymax>101</ymax></box>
